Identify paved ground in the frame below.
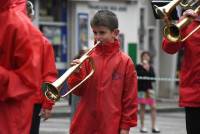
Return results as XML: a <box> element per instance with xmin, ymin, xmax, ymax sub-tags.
<box><xmin>40</xmin><ymin>111</ymin><xmax>187</xmax><ymax>134</ymax></box>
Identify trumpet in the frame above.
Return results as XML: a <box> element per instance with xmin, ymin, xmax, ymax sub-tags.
<box><xmin>153</xmin><ymin>0</ymin><xmax>182</xmax><ymax>19</ymax></box>
<box><xmin>180</xmin><ymin>0</ymin><xmax>200</xmax><ymax>9</ymax></box>
<box><xmin>153</xmin><ymin>0</ymin><xmax>200</xmax><ymax>42</ymax></box>
<box><xmin>153</xmin><ymin>0</ymin><xmax>199</xmax><ymax>19</ymax></box>
<box><xmin>164</xmin><ymin>6</ymin><xmax>200</xmax><ymax>42</ymax></box>
<box><xmin>42</xmin><ymin>41</ymin><xmax>101</xmax><ymax>102</ymax></box>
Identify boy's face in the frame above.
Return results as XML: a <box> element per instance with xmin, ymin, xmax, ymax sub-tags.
<box><xmin>92</xmin><ymin>26</ymin><xmax>119</xmax><ymax>45</ymax></box>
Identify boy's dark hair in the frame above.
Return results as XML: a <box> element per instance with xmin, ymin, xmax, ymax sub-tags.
<box><xmin>90</xmin><ymin>10</ymin><xmax>118</xmax><ymax>31</ymax></box>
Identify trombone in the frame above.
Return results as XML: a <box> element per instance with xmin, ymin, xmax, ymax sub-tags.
<box><xmin>42</xmin><ymin>41</ymin><xmax>101</xmax><ymax>102</ymax></box>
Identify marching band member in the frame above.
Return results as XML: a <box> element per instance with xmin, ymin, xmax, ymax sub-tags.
<box><xmin>67</xmin><ymin>10</ymin><xmax>138</xmax><ymax>134</ymax></box>
<box><xmin>0</xmin><ymin>0</ymin><xmax>44</xmax><ymax>133</ymax></box>
<box><xmin>162</xmin><ymin>7</ymin><xmax>200</xmax><ymax>134</ymax></box>
<box><xmin>25</xmin><ymin>1</ymin><xmax>58</xmax><ymax>134</ymax></box>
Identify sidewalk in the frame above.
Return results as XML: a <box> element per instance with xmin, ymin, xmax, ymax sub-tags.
<box><xmin>51</xmin><ymin>98</ymin><xmax>183</xmax><ymax>118</ymax></box>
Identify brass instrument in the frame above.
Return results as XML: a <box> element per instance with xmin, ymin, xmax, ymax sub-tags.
<box><xmin>180</xmin><ymin>0</ymin><xmax>200</xmax><ymax>9</ymax></box>
<box><xmin>153</xmin><ymin>0</ymin><xmax>200</xmax><ymax>42</ymax></box>
<box><xmin>153</xmin><ymin>0</ymin><xmax>182</xmax><ymax>19</ymax></box>
<box><xmin>154</xmin><ymin>0</ymin><xmax>199</xmax><ymax>18</ymax></box>
<box><xmin>42</xmin><ymin>41</ymin><xmax>101</xmax><ymax>102</ymax></box>
<box><xmin>164</xmin><ymin>5</ymin><xmax>200</xmax><ymax>42</ymax></box>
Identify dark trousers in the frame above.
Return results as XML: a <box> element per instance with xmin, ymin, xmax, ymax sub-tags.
<box><xmin>185</xmin><ymin>107</ymin><xmax>200</xmax><ymax>134</ymax></box>
<box><xmin>30</xmin><ymin>104</ymin><xmax>42</xmax><ymax>134</ymax></box>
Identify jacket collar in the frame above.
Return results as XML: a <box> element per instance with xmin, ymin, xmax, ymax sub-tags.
<box><xmin>94</xmin><ymin>39</ymin><xmax>120</xmax><ymax>56</ymax></box>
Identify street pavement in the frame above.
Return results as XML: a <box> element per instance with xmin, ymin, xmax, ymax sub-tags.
<box><xmin>40</xmin><ymin>112</ymin><xmax>187</xmax><ymax>134</ymax></box>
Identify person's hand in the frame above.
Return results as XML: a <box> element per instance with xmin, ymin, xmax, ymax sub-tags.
<box><xmin>183</xmin><ymin>9</ymin><xmax>198</xmax><ymax>18</ymax></box>
<box><xmin>119</xmin><ymin>129</ymin><xmax>129</xmax><ymax>134</ymax></box>
<box><xmin>70</xmin><ymin>59</ymin><xmax>81</xmax><ymax>66</ymax></box>
<box><xmin>70</xmin><ymin>59</ymin><xmax>81</xmax><ymax>73</ymax></box>
<box><xmin>41</xmin><ymin>109</ymin><xmax>52</xmax><ymax>121</ymax></box>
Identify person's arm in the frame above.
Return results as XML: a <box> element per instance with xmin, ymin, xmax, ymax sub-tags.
<box><xmin>0</xmin><ymin>24</ymin><xmax>42</xmax><ymax>102</ymax></box>
<box><xmin>120</xmin><ymin>58</ymin><xmax>138</xmax><ymax>131</ymax></box>
<box><xmin>67</xmin><ymin>60</ymin><xmax>90</xmax><ymax>96</ymax></box>
<box><xmin>162</xmin><ymin>38</ymin><xmax>183</xmax><ymax>54</ymax></box>
<box><xmin>41</xmin><ymin>38</ymin><xmax>58</xmax><ymax>110</ymax></box>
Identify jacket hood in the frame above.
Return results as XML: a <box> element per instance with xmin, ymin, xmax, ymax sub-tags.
<box><xmin>0</xmin><ymin>0</ymin><xmax>26</xmax><ymax>13</ymax></box>
<box><xmin>12</xmin><ymin>0</ymin><xmax>26</xmax><ymax>14</ymax></box>
<box><xmin>95</xmin><ymin>39</ymin><xmax>120</xmax><ymax>55</ymax></box>
<box><xmin>0</xmin><ymin>0</ymin><xmax>11</xmax><ymax>11</ymax></box>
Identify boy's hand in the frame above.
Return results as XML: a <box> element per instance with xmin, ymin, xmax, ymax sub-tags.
<box><xmin>119</xmin><ymin>129</ymin><xmax>129</xmax><ymax>134</ymax></box>
<box><xmin>70</xmin><ymin>59</ymin><xmax>81</xmax><ymax>66</ymax></box>
<box><xmin>70</xmin><ymin>59</ymin><xmax>81</xmax><ymax>73</ymax></box>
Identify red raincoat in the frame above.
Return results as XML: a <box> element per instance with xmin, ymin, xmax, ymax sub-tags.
<box><xmin>0</xmin><ymin>0</ymin><xmax>44</xmax><ymax>133</ymax></box>
<box><xmin>67</xmin><ymin>40</ymin><xmax>138</xmax><ymax>134</ymax></box>
<box><xmin>13</xmin><ymin>0</ymin><xmax>57</xmax><ymax>109</ymax></box>
<box><xmin>40</xmin><ymin>37</ymin><xmax>57</xmax><ymax>109</ymax></box>
<box><xmin>162</xmin><ymin>19</ymin><xmax>200</xmax><ymax>107</ymax></box>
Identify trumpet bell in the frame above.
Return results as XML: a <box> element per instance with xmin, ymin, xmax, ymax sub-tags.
<box><xmin>42</xmin><ymin>82</ymin><xmax>60</xmax><ymax>102</ymax></box>
<box><xmin>163</xmin><ymin>24</ymin><xmax>181</xmax><ymax>42</ymax></box>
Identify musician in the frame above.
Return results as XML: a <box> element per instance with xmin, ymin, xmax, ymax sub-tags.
<box><xmin>67</xmin><ymin>10</ymin><xmax>138</xmax><ymax>134</ymax></box>
<box><xmin>0</xmin><ymin>0</ymin><xmax>45</xmax><ymax>133</ymax></box>
<box><xmin>25</xmin><ymin>1</ymin><xmax>58</xmax><ymax>134</ymax></box>
<box><xmin>162</xmin><ymin>8</ymin><xmax>200</xmax><ymax>134</ymax></box>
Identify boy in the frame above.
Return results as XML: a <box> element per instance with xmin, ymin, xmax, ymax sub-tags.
<box><xmin>162</xmin><ymin>8</ymin><xmax>200</xmax><ymax>134</ymax></box>
<box><xmin>67</xmin><ymin>10</ymin><xmax>138</xmax><ymax>134</ymax></box>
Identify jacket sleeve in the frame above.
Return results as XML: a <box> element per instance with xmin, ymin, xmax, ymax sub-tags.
<box><xmin>67</xmin><ymin>60</ymin><xmax>90</xmax><ymax>96</ymax></box>
<box><xmin>0</xmin><ymin>24</ymin><xmax>43</xmax><ymax>102</ymax></box>
<box><xmin>120</xmin><ymin>58</ymin><xmax>138</xmax><ymax>130</ymax></box>
<box><xmin>162</xmin><ymin>38</ymin><xmax>183</xmax><ymax>54</ymax></box>
<box><xmin>41</xmin><ymin>38</ymin><xmax>58</xmax><ymax>109</ymax></box>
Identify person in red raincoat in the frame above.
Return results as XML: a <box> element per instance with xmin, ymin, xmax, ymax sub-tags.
<box><xmin>25</xmin><ymin>1</ymin><xmax>58</xmax><ymax>134</ymax></box>
<box><xmin>162</xmin><ymin>8</ymin><xmax>200</xmax><ymax>134</ymax></box>
<box><xmin>67</xmin><ymin>10</ymin><xmax>138</xmax><ymax>134</ymax></box>
<box><xmin>0</xmin><ymin>0</ymin><xmax>45</xmax><ymax>134</ymax></box>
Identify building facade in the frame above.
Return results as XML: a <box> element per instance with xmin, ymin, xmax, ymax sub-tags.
<box><xmin>31</xmin><ymin>0</ymin><xmax>178</xmax><ymax>98</ymax></box>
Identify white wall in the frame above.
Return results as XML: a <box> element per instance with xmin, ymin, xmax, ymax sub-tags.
<box><xmin>74</xmin><ymin>1</ymin><xmax>139</xmax><ymax>54</ymax></box>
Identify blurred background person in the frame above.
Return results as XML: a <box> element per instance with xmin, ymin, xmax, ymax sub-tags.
<box><xmin>136</xmin><ymin>51</ymin><xmax>160</xmax><ymax>133</ymax></box>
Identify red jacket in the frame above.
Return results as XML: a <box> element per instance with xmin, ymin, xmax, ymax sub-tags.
<box><xmin>0</xmin><ymin>0</ymin><xmax>44</xmax><ymax>133</ymax></box>
<box><xmin>40</xmin><ymin>37</ymin><xmax>57</xmax><ymax>109</ymax></box>
<box><xmin>162</xmin><ymin>19</ymin><xmax>200</xmax><ymax>107</ymax></box>
<box><xmin>67</xmin><ymin>40</ymin><xmax>138</xmax><ymax>134</ymax></box>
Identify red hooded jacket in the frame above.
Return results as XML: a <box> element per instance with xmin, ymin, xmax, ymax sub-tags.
<box><xmin>162</xmin><ymin>19</ymin><xmax>200</xmax><ymax>107</ymax></box>
<box><xmin>40</xmin><ymin>37</ymin><xmax>57</xmax><ymax>109</ymax></box>
<box><xmin>67</xmin><ymin>40</ymin><xmax>138</xmax><ymax>134</ymax></box>
<box><xmin>12</xmin><ymin>0</ymin><xmax>58</xmax><ymax>109</ymax></box>
<box><xmin>0</xmin><ymin>0</ymin><xmax>44</xmax><ymax>133</ymax></box>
